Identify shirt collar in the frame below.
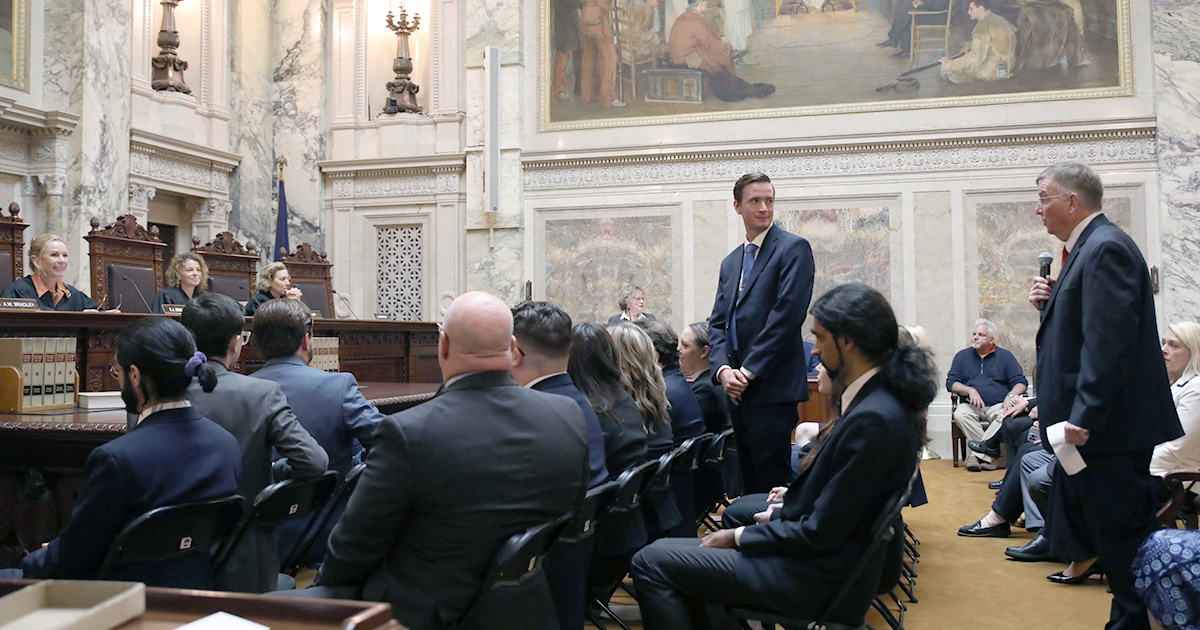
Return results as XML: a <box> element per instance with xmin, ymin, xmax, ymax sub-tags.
<box><xmin>31</xmin><ymin>275</ymin><xmax>70</xmax><ymax>305</ymax></box>
<box><xmin>525</xmin><ymin>371</ymin><xmax>568</xmax><ymax>389</ymax></box>
<box><xmin>1064</xmin><ymin>211</ymin><xmax>1100</xmax><ymax>254</ymax></box>
<box><xmin>840</xmin><ymin>366</ymin><xmax>881</xmax><ymax>415</ymax></box>
<box><xmin>137</xmin><ymin>400</ymin><xmax>192</xmax><ymax>424</ymax></box>
<box><xmin>746</xmin><ymin>224</ymin><xmax>771</xmax><ymax>250</ymax></box>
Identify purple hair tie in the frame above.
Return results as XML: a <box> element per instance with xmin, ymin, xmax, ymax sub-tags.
<box><xmin>185</xmin><ymin>351</ymin><xmax>207</xmax><ymax>377</ymax></box>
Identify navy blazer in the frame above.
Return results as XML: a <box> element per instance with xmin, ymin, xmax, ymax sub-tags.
<box><xmin>735</xmin><ymin>376</ymin><xmax>918</xmax><ymax>626</ymax></box>
<box><xmin>690</xmin><ymin>368</ymin><xmax>732</xmax><ymax>433</ymax></box>
<box><xmin>708</xmin><ymin>225</ymin><xmax>815</xmax><ymax>405</ymax></box>
<box><xmin>318</xmin><ymin>371</ymin><xmax>589</xmax><ymax>630</ymax></box>
<box><xmin>1036</xmin><ymin>214</ymin><xmax>1182</xmax><ymax>454</ymax></box>
<box><xmin>663</xmin><ymin>367</ymin><xmax>706</xmax><ymax>446</ymax></box>
<box><xmin>252</xmin><ymin>356</ymin><xmax>385</xmax><ymax>476</ymax></box>
<box><xmin>531</xmin><ymin>372</ymin><xmax>610</xmax><ymax>487</ymax></box>
<box><xmin>22</xmin><ymin>407</ymin><xmax>241</xmax><ymax>588</ymax></box>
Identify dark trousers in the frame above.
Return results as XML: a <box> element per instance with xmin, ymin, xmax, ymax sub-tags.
<box><xmin>992</xmin><ymin>440</ymin><xmax>1043</xmax><ymax>522</ymax></box>
<box><xmin>630</xmin><ymin>538</ymin><xmax>774</xmax><ymax>630</ymax></box>
<box><xmin>730</xmin><ymin>400</ymin><xmax>799</xmax><ymax>495</ymax></box>
<box><xmin>1048</xmin><ymin>448</ymin><xmax>1158</xmax><ymax>630</ymax></box>
<box><xmin>989</xmin><ymin>414</ymin><xmax>1036</xmax><ymax>458</ymax></box>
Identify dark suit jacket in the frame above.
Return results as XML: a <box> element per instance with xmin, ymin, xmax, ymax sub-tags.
<box><xmin>187</xmin><ymin>361</ymin><xmax>329</xmax><ymax>592</ymax></box>
<box><xmin>663</xmin><ymin>368</ymin><xmax>706</xmax><ymax>446</ymax></box>
<box><xmin>22</xmin><ymin>407</ymin><xmax>241</xmax><ymax>588</ymax></box>
<box><xmin>606</xmin><ymin>312</ymin><xmax>656</xmax><ymax>326</ymax></box>
<box><xmin>592</xmin><ymin>390</ymin><xmax>651</xmax><ymax>557</ymax></box>
<box><xmin>318</xmin><ymin>370</ymin><xmax>589</xmax><ymax>630</ymax></box>
<box><xmin>690</xmin><ymin>368</ymin><xmax>731</xmax><ymax>433</ymax></box>
<box><xmin>252</xmin><ymin>356</ymin><xmax>384</xmax><ymax>476</ymax></box>
<box><xmin>1036</xmin><ymin>214</ymin><xmax>1182</xmax><ymax>454</ymax></box>
<box><xmin>708</xmin><ymin>224</ymin><xmax>815</xmax><ymax>405</ymax></box>
<box><xmin>531</xmin><ymin>372</ymin><xmax>610</xmax><ymax>487</ymax></box>
<box><xmin>735</xmin><ymin>376</ymin><xmax>918</xmax><ymax>626</ymax></box>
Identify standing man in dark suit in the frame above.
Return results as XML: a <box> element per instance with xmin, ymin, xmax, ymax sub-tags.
<box><xmin>1028</xmin><ymin>162</ymin><xmax>1182</xmax><ymax>630</ymax></box>
<box><xmin>182</xmin><ymin>294</ymin><xmax>329</xmax><ymax>593</ymax></box>
<box><xmin>306</xmin><ymin>292</ymin><xmax>589</xmax><ymax>630</ymax></box>
<box><xmin>251</xmin><ymin>298</ymin><xmax>384</xmax><ymax>477</ymax></box>
<box><xmin>708</xmin><ymin>172</ymin><xmax>815</xmax><ymax>493</ymax></box>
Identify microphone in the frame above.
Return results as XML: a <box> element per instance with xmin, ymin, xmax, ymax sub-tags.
<box><xmin>238</xmin><ymin>285</ymin><xmax>251</xmax><ymax>299</ymax></box>
<box><xmin>331</xmin><ymin>289</ymin><xmax>359</xmax><ymax>320</ymax></box>
<box><xmin>1038</xmin><ymin>251</ymin><xmax>1053</xmax><ymax>279</ymax></box>
<box><xmin>121</xmin><ymin>275</ymin><xmax>153</xmax><ymax>312</ymax></box>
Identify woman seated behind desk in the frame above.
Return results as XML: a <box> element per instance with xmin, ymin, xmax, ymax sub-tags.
<box><xmin>151</xmin><ymin>252</ymin><xmax>208</xmax><ymax>313</ymax></box>
<box><xmin>0</xmin><ymin>233</ymin><xmax>103</xmax><ymax>311</ymax></box>
<box><xmin>244</xmin><ymin>261</ymin><xmax>304</xmax><ymax>316</ymax></box>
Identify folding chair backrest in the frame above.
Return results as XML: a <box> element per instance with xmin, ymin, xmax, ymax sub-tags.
<box><xmin>1160</xmin><ymin>471</ymin><xmax>1200</xmax><ymax>528</ymax></box>
<box><xmin>559</xmin><ymin>481</ymin><xmax>619</xmax><ymax>546</ymax></box>
<box><xmin>98</xmin><ymin>495</ymin><xmax>246</xmax><ymax>579</ymax></box>
<box><xmin>702</xmin><ymin>432</ymin><xmax>727</xmax><ymax>465</ymax></box>
<box><xmin>281</xmin><ymin>463</ymin><xmax>367</xmax><ymax>572</ymax></box>
<box><xmin>607</xmin><ymin>461</ymin><xmax>658</xmax><ymax>515</ymax></box>
<box><xmin>642</xmin><ymin>449</ymin><xmax>680</xmax><ymax>501</ymax></box>
<box><xmin>676</xmin><ymin>433</ymin><xmax>713</xmax><ymax>472</ymax></box>
<box><xmin>217</xmin><ymin>471</ymin><xmax>340</xmax><ymax>569</ymax></box>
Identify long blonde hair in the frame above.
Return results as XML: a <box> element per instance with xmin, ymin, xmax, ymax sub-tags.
<box><xmin>608</xmin><ymin>322</ymin><xmax>671</xmax><ymax>433</ymax></box>
<box><xmin>28</xmin><ymin>233</ymin><xmax>67</xmax><ymax>276</ymax></box>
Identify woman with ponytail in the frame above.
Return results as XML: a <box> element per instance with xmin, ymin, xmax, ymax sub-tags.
<box><xmin>13</xmin><ymin>317</ymin><xmax>242</xmax><ymax>588</ymax></box>
<box><xmin>631</xmin><ymin>283</ymin><xmax>937</xmax><ymax>630</ymax></box>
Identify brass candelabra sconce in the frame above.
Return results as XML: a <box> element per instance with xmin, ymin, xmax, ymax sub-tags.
<box><xmin>151</xmin><ymin>0</ymin><xmax>191</xmax><ymax>93</ymax></box>
<box><xmin>382</xmin><ymin>4</ymin><xmax>422</xmax><ymax>115</ymax></box>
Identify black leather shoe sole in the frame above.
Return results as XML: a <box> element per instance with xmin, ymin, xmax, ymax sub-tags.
<box><xmin>988</xmin><ymin>480</ymin><xmax>1003</xmax><ymax>490</ymax></box>
<box><xmin>957</xmin><ymin>520</ymin><xmax>1011</xmax><ymax>538</ymax></box>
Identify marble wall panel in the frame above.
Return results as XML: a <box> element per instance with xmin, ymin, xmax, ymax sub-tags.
<box><xmin>774</xmin><ymin>206</ymin><xmax>892</xmax><ymax>333</ymax></box>
<box><xmin>691</xmin><ymin>200</ymin><xmax>728</xmax><ymax>322</ymax></box>
<box><xmin>974</xmin><ymin>199</ymin><xmax>1131</xmax><ymax>380</ymax></box>
<box><xmin>1151</xmin><ymin>0</ymin><xmax>1200</xmax><ymax>326</ymax></box>
<box><xmin>912</xmin><ymin>192</ymin><xmax>956</xmax><ymax>374</ymax></box>
<box><xmin>544</xmin><ymin>215</ymin><xmax>673</xmax><ymax>325</ymax></box>
<box><xmin>465</xmin><ymin>228</ymin><xmax>524</xmax><ymax>304</ymax></box>
<box><xmin>465</xmin><ymin>0</ymin><xmax>522</xmax><ymax>66</ymax></box>
<box><xmin>228</xmin><ymin>0</ymin><xmax>275</xmax><ymax>255</ymax></box>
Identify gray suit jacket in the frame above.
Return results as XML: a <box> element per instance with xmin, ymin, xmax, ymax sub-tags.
<box><xmin>187</xmin><ymin>360</ymin><xmax>329</xmax><ymax>593</ymax></box>
<box><xmin>318</xmin><ymin>370</ymin><xmax>589</xmax><ymax>629</ymax></box>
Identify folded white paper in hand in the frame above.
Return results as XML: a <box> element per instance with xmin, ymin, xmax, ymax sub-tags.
<box><xmin>1047</xmin><ymin>422</ymin><xmax>1087</xmax><ymax>475</ymax></box>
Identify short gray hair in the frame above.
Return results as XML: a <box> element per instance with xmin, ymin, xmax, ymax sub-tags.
<box><xmin>974</xmin><ymin>318</ymin><xmax>998</xmax><ymax>340</ymax></box>
<box><xmin>1037</xmin><ymin>162</ymin><xmax>1104</xmax><ymax>211</ymax></box>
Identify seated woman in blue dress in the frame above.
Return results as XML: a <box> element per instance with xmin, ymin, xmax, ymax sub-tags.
<box><xmin>0</xmin><ymin>317</ymin><xmax>242</xmax><ymax>588</ymax></box>
<box><xmin>151</xmin><ymin>252</ymin><xmax>209</xmax><ymax>313</ymax></box>
<box><xmin>1</xmin><ymin>233</ymin><xmax>103</xmax><ymax>311</ymax></box>
<box><xmin>245</xmin><ymin>261</ymin><xmax>304</xmax><ymax>316</ymax></box>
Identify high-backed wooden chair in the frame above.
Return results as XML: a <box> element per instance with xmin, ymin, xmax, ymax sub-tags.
<box><xmin>280</xmin><ymin>243</ymin><xmax>335</xmax><ymax>319</ymax></box>
<box><xmin>84</xmin><ymin>216</ymin><xmax>167</xmax><ymax>313</ymax></box>
<box><xmin>910</xmin><ymin>0</ymin><xmax>956</xmax><ymax>61</ymax></box>
<box><xmin>192</xmin><ymin>233</ymin><xmax>260</xmax><ymax>304</ymax></box>
<box><xmin>0</xmin><ymin>202</ymin><xmax>29</xmax><ymax>290</ymax></box>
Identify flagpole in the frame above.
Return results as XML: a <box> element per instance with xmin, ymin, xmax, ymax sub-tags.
<box><xmin>274</xmin><ymin>157</ymin><xmax>289</xmax><ymax>262</ymax></box>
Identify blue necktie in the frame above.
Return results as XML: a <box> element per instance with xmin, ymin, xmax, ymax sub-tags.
<box><xmin>730</xmin><ymin>243</ymin><xmax>758</xmax><ymax>353</ymax></box>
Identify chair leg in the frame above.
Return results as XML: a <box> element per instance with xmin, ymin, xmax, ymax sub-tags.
<box><xmin>896</xmin><ymin>578</ymin><xmax>918</xmax><ymax>603</ymax></box>
<box><xmin>590</xmin><ymin>595</ymin><xmax>632</xmax><ymax>630</ymax></box>
<box><xmin>872</xmin><ymin>597</ymin><xmax>904</xmax><ymax>630</ymax></box>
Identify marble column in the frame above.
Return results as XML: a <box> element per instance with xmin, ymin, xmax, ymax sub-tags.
<box><xmin>188</xmin><ymin>198</ymin><xmax>233</xmax><ymax>244</ymax></box>
<box><xmin>228</xmin><ymin>0</ymin><xmax>274</xmax><ymax>256</ymax></box>
<box><xmin>128</xmin><ymin>183</ymin><xmax>157</xmax><ymax>225</ymax></box>
<box><xmin>1152</xmin><ymin>0</ymin><xmax>1200</xmax><ymax>325</ymax></box>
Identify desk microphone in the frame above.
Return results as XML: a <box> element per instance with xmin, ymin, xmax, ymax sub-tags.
<box><xmin>121</xmin><ymin>275</ymin><xmax>153</xmax><ymax>312</ymax></box>
<box><xmin>332</xmin><ymin>289</ymin><xmax>360</xmax><ymax>320</ymax></box>
<box><xmin>238</xmin><ymin>285</ymin><xmax>251</xmax><ymax>299</ymax></box>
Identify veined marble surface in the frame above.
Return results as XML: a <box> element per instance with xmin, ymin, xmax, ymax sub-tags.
<box><xmin>466</xmin><ymin>228</ymin><xmax>524</xmax><ymax>305</ymax></box>
<box><xmin>1152</xmin><ymin>0</ymin><xmax>1200</xmax><ymax>326</ymax></box>
<box><xmin>543</xmin><ymin>215</ymin><xmax>674</xmax><ymax>325</ymax></box>
<box><xmin>974</xmin><ymin>199</ymin><xmax>1131</xmax><ymax>377</ymax></box>
<box><xmin>465</xmin><ymin>0</ymin><xmax>522</xmax><ymax>66</ymax></box>
<box><xmin>229</xmin><ymin>0</ymin><xmax>275</xmax><ymax>256</ymax></box>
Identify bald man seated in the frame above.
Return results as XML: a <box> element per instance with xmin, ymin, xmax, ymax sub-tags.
<box><xmin>282</xmin><ymin>292</ymin><xmax>590</xmax><ymax>630</ymax></box>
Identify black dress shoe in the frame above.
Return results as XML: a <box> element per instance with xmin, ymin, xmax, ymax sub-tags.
<box><xmin>877</xmin><ymin>39</ymin><xmax>897</xmax><ymax>47</ymax></box>
<box><xmin>988</xmin><ymin>480</ymin><xmax>1003</xmax><ymax>490</ymax></box>
<box><xmin>1047</xmin><ymin>562</ymin><xmax>1104</xmax><ymax>585</ymax></box>
<box><xmin>1005</xmin><ymin>534</ymin><xmax>1052</xmax><ymax>561</ymax></box>
<box><xmin>967</xmin><ymin>440</ymin><xmax>1002</xmax><ymax>458</ymax></box>
<box><xmin>957</xmin><ymin>519</ymin><xmax>1011</xmax><ymax>538</ymax></box>
<box><xmin>892</xmin><ymin>49</ymin><xmax>910</xmax><ymax>58</ymax></box>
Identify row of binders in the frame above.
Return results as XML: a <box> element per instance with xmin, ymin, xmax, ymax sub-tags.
<box><xmin>0</xmin><ymin>337</ymin><xmax>77</xmax><ymax>410</ymax></box>
<box><xmin>311</xmin><ymin>336</ymin><xmax>340</xmax><ymax>372</ymax></box>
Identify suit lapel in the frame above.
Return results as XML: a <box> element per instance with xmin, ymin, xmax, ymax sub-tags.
<box><xmin>735</xmin><ymin>225</ymin><xmax>779</xmax><ymax>307</ymax></box>
<box><xmin>1042</xmin><ymin>214</ymin><xmax>1108</xmax><ymax>319</ymax></box>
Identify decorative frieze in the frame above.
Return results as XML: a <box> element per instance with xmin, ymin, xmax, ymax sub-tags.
<box><xmin>128</xmin><ymin>130</ymin><xmax>240</xmax><ymax>198</ymax></box>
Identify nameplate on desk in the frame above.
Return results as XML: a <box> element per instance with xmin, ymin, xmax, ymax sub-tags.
<box><xmin>163</xmin><ymin>304</ymin><xmax>184</xmax><ymax>315</ymax></box>
<box><xmin>0</xmin><ymin>298</ymin><xmax>37</xmax><ymax>311</ymax></box>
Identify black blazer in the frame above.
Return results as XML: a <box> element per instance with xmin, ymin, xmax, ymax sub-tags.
<box><xmin>151</xmin><ymin>286</ymin><xmax>204</xmax><ymax>314</ymax></box>
<box><xmin>606</xmin><ymin>312</ymin><xmax>656</xmax><ymax>325</ymax></box>
<box><xmin>734</xmin><ymin>376</ymin><xmax>919</xmax><ymax>626</ymax></box>
<box><xmin>597</xmin><ymin>390</ymin><xmax>651</xmax><ymax>479</ymax></box>
<box><xmin>318</xmin><ymin>371</ymin><xmax>589</xmax><ymax>629</ymax></box>
<box><xmin>663</xmin><ymin>367</ymin><xmax>705</xmax><ymax>446</ymax></box>
<box><xmin>1036</xmin><ymin>214</ymin><xmax>1182</xmax><ymax>454</ymax></box>
<box><xmin>244</xmin><ymin>290</ymin><xmax>276</xmax><ymax>316</ymax></box>
<box><xmin>690</xmin><ymin>368</ymin><xmax>732</xmax><ymax>433</ymax></box>
<box><xmin>708</xmin><ymin>225</ymin><xmax>815</xmax><ymax>405</ymax></box>
<box><xmin>532</xmin><ymin>372</ymin><xmax>610</xmax><ymax>487</ymax></box>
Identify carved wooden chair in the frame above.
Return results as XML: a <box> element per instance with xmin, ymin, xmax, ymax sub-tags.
<box><xmin>910</xmin><ymin>0</ymin><xmax>956</xmax><ymax>61</ymax></box>
<box><xmin>84</xmin><ymin>215</ymin><xmax>167</xmax><ymax>313</ymax></box>
<box><xmin>0</xmin><ymin>202</ymin><xmax>29</xmax><ymax>290</ymax></box>
<box><xmin>191</xmin><ymin>233</ymin><xmax>260</xmax><ymax>304</ymax></box>
<box><xmin>279</xmin><ymin>243</ymin><xmax>335</xmax><ymax>319</ymax></box>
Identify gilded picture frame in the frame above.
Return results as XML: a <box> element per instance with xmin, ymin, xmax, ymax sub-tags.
<box><xmin>538</xmin><ymin>0</ymin><xmax>1133</xmax><ymax>131</ymax></box>
<box><xmin>0</xmin><ymin>0</ymin><xmax>30</xmax><ymax>93</ymax></box>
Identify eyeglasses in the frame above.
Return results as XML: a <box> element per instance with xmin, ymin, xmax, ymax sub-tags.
<box><xmin>110</xmin><ymin>365</ymin><xmax>121</xmax><ymax>380</ymax></box>
<box><xmin>1036</xmin><ymin>192</ymin><xmax>1072</xmax><ymax>208</ymax></box>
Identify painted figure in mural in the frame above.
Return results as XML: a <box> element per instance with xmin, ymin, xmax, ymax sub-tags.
<box><xmin>553</xmin><ymin>0</ymin><xmax>584</xmax><ymax>100</ymax></box>
<box><xmin>617</xmin><ymin>0</ymin><xmax>668</xmax><ymax>65</ymax></box>
<box><xmin>876</xmin><ymin>0</ymin><xmax>951</xmax><ymax>58</ymax></box>
<box><xmin>580</xmin><ymin>0</ymin><xmax>626</xmax><ymax>107</ymax></box>
<box><xmin>939</xmin><ymin>0</ymin><xmax>1016</xmax><ymax>83</ymax></box>
<box><xmin>668</xmin><ymin>0</ymin><xmax>774</xmax><ymax>101</ymax></box>
<box><xmin>1014</xmin><ymin>0</ymin><xmax>1082</xmax><ymax>72</ymax></box>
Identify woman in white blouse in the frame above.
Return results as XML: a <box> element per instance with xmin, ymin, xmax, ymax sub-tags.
<box><xmin>1150</xmin><ymin>321</ymin><xmax>1200</xmax><ymax>477</ymax></box>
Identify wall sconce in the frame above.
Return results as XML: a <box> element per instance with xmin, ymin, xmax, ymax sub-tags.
<box><xmin>151</xmin><ymin>0</ymin><xmax>191</xmax><ymax>93</ymax></box>
<box><xmin>382</xmin><ymin>3</ymin><xmax>422</xmax><ymax>114</ymax></box>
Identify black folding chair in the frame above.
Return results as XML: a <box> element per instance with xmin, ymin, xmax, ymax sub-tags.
<box><xmin>280</xmin><ymin>463</ymin><xmax>366</xmax><ymax>575</ymax></box>
<box><xmin>97</xmin><ymin>495</ymin><xmax>246</xmax><ymax>585</ymax></box>
<box><xmin>727</xmin><ymin>465</ymin><xmax>921</xmax><ymax>630</ymax></box>
<box><xmin>215</xmin><ymin>471</ymin><xmax>340</xmax><ymax>572</ymax></box>
<box><xmin>696</xmin><ymin>431</ymin><xmax>729</xmax><ymax>531</ymax></box>
<box><xmin>559</xmin><ymin>481</ymin><xmax>620</xmax><ymax>548</ymax></box>
<box><xmin>587</xmin><ymin>461</ymin><xmax>659</xmax><ymax>630</ymax></box>
<box><xmin>453</xmin><ymin>512</ymin><xmax>574</xmax><ymax>629</ymax></box>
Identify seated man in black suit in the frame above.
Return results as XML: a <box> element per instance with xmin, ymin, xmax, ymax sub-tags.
<box><xmin>287</xmin><ymin>292</ymin><xmax>590</xmax><ymax>630</ymax></box>
<box><xmin>631</xmin><ymin>283</ymin><xmax>937</xmax><ymax>629</ymax></box>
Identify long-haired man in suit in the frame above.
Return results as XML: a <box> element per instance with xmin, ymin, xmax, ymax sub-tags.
<box><xmin>707</xmin><ymin>172</ymin><xmax>815</xmax><ymax>493</ymax></box>
<box><xmin>1028</xmin><ymin>162</ymin><xmax>1182</xmax><ymax>630</ymax></box>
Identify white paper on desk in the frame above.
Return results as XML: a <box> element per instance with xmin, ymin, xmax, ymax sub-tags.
<box><xmin>1047</xmin><ymin>422</ymin><xmax>1088</xmax><ymax>475</ymax></box>
<box><xmin>176</xmin><ymin>611</ymin><xmax>269</xmax><ymax>630</ymax></box>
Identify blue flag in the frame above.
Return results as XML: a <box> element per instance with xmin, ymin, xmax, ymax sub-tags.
<box><xmin>274</xmin><ymin>175</ymin><xmax>289</xmax><ymax>261</ymax></box>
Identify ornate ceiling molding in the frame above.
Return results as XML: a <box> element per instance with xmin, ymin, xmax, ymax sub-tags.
<box><xmin>128</xmin><ymin>128</ymin><xmax>241</xmax><ymax>198</ymax></box>
<box><xmin>319</xmin><ymin>154</ymin><xmax>466</xmax><ymax>199</ymax></box>
<box><xmin>523</xmin><ymin>128</ymin><xmax>1158</xmax><ymax>190</ymax></box>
